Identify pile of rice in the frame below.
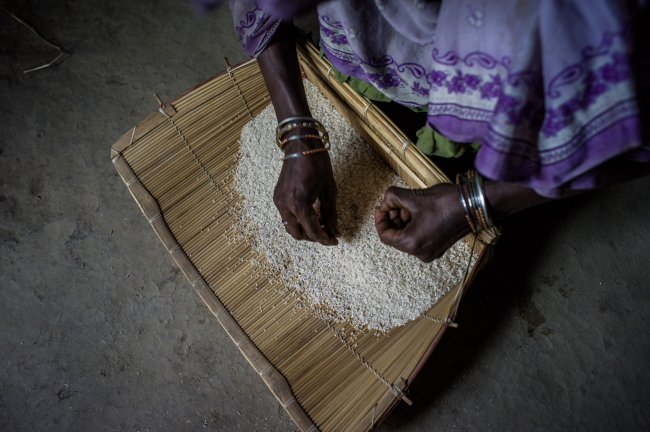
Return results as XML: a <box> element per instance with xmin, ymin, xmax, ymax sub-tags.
<box><xmin>234</xmin><ymin>79</ymin><xmax>474</xmax><ymax>331</ymax></box>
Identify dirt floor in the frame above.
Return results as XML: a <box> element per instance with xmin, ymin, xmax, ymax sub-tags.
<box><xmin>1</xmin><ymin>1</ymin><xmax>649</xmax><ymax>431</ymax></box>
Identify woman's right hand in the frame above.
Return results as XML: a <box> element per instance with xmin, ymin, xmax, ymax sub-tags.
<box><xmin>256</xmin><ymin>23</ymin><xmax>340</xmax><ymax>246</ymax></box>
<box><xmin>274</xmin><ymin>138</ymin><xmax>340</xmax><ymax>245</ymax></box>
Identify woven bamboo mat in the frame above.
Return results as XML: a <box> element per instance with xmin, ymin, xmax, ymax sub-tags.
<box><xmin>110</xmin><ymin>36</ymin><xmax>499</xmax><ymax>432</ymax></box>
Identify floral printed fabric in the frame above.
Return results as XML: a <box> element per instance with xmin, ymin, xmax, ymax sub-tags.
<box><xmin>212</xmin><ymin>0</ymin><xmax>649</xmax><ymax>197</ymax></box>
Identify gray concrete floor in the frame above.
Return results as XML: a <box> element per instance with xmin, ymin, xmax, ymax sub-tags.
<box><xmin>1</xmin><ymin>1</ymin><xmax>649</xmax><ymax>431</ymax></box>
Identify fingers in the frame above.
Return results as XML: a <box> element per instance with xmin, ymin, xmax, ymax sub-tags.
<box><xmin>399</xmin><ymin>208</ymin><xmax>412</xmax><ymax>223</ymax></box>
<box><xmin>375</xmin><ymin>199</ymin><xmax>419</xmax><ymax>256</ymax></box>
<box><xmin>374</xmin><ymin>206</ymin><xmax>403</xmax><ymax>249</ymax></box>
<box><xmin>276</xmin><ymin>196</ymin><xmax>337</xmax><ymax>245</ymax></box>
<box><xmin>388</xmin><ymin>209</ymin><xmax>407</xmax><ymax>229</ymax></box>
<box><xmin>379</xmin><ymin>186</ymin><xmax>410</xmax><ymax>212</ymax></box>
<box><xmin>275</xmin><ymin>193</ymin><xmax>338</xmax><ymax>246</ymax></box>
<box><xmin>298</xmin><ymin>206</ymin><xmax>338</xmax><ymax>246</ymax></box>
<box><xmin>279</xmin><ymin>211</ymin><xmax>310</xmax><ymax>241</ymax></box>
<box><xmin>377</xmin><ymin>187</ymin><xmax>413</xmax><ymax>232</ymax></box>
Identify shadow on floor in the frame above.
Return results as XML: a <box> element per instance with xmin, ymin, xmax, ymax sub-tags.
<box><xmin>377</xmin><ymin>189</ymin><xmax>597</xmax><ymax>429</ymax></box>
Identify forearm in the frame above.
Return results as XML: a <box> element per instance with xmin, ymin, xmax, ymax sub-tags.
<box><xmin>483</xmin><ymin>158</ymin><xmax>650</xmax><ymax>222</ymax></box>
<box><xmin>483</xmin><ymin>181</ymin><xmax>551</xmax><ymax>221</ymax></box>
<box><xmin>255</xmin><ymin>22</ymin><xmax>339</xmax><ymax>245</ymax></box>
<box><xmin>257</xmin><ymin>22</ymin><xmax>318</xmax><ymax>152</ymax></box>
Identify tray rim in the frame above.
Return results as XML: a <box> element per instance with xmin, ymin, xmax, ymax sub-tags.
<box><xmin>110</xmin><ymin>41</ymin><xmax>499</xmax><ymax>432</ymax></box>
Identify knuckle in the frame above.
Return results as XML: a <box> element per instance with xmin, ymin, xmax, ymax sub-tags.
<box><xmin>404</xmin><ymin>238</ymin><xmax>419</xmax><ymax>253</ymax></box>
<box><xmin>273</xmin><ymin>195</ymin><xmax>288</xmax><ymax>212</ymax></box>
<box><xmin>287</xmin><ymin>202</ymin><xmax>301</xmax><ymax>216</ymax></box>
<box><xmin>386</xmin><ymin>185</ymin><xmax>403</xmax><ymax>196</ymax></box>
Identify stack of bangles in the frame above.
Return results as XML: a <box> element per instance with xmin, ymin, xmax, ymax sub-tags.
<box><xmin>275</xmin><ymin>116</ymin><xmax>330</xmax><ymax>161</ymax></box>
<box><xmin>456</xmin><ymin>170</ymin><xmax>493</xmax><ymax>233</ymax></box>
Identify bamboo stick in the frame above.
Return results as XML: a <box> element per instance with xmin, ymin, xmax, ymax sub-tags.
<box><xmin>111</xmin><ymin>35</ymin><xmax>501</xmax><ymax>432</ymax></box>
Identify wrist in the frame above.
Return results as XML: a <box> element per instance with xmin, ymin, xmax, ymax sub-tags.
<box><xmin>276</xmin><ymin>116</ymin><xmax>329</xmax><ymax>155</ymax></box>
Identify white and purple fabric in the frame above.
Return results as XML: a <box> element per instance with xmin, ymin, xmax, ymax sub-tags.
<box><xmin>194</xmin><ymin>0</ymin><xmax>649</xmax><ymax>197</ymax></box>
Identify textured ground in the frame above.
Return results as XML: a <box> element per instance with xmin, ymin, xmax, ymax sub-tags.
<box><xmin>1</xmin><ymin>1</ymin><xmax>649</xmax><ymax>431</ymax></box>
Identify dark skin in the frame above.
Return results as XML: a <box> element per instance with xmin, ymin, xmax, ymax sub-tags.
<box><xmin>258</xmin><ymin>24</ymin><xmax>339</xmax><ymax>246</ymax></box>
<box><xmin>259</xmin><ymin>23</ymin><xmax>650</xmax><ymax>261</ymax></box>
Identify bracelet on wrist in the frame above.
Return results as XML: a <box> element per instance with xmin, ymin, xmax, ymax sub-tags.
<box><xmin>276</xmin><ymin>116</ymin><xmax>329</xmax><ymax>149</ymax></box>
<box><xmin>276</xmin><ymin>116</ymin><xmax>331</xmax><ymax>162</ymax></box>
<box><xmin>456</xmin><ymin>170</ymin><xmax>493</xmax><ymax>232</ymax></box>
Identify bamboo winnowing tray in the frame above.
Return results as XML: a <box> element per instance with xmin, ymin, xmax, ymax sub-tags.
<box><xmin>110</xmin><ymin>37</ymin><xmax>499</xmax><ymax>432</ymax></box>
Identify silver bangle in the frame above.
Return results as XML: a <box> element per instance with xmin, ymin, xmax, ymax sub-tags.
<box><xmin>473</xmin><ymin>172</ymin><xmax>493</xmax><ymax>229</ymax></box>
<box><xmin>457</xmin><ymin>171</ymin><xmax>492</xmax><ymax>233</ymax></box>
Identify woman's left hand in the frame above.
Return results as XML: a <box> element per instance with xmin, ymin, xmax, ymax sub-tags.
<box><xmin>374</xmin><ymin>183</ymin><xmax>471</xmax><ymax>262</ymax></box>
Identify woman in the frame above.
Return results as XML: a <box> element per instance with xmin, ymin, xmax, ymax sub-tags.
<box><xmin>195</xmin><ymin>0</ymin><xmax>650</xmax><ymax>262</ymax></box>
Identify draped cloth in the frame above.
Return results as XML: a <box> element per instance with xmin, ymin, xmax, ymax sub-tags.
<box><xmin>194</xmin><ymin>0</ymin><xmax>649</xmax><ymax>197</ymax></box>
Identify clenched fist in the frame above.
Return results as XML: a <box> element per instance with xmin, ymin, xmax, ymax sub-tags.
<box><xmin>374</xmin><ymin>184</ymin><xmax>471</xmax><ymax>262</ymax></box>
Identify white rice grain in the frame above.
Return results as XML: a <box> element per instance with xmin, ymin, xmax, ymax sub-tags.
<box><xmin>235</xmin><ymin>79</ymin><xmax>474</xmax><ymax>331</ymax></box>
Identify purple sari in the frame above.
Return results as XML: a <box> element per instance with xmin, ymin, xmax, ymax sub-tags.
<box><xmin>195</xmin><ymin>0</ymin><xmax>649</xmax><ymax>197</ymax></box>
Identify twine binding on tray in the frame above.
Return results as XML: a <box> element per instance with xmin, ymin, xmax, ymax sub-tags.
<box><xmin>421</xmin><ymin>314</ymin><xmax>459</xmax><ymax>328</ymax></box>
<box><xmin>314</xmin><ymin>308</ymin><xmax>413</xmax><ymax>406</ymax></box>
<box><xmin>417</xmin><ymin>234</ymin><xmax>478</xmax><ymax>328</ymax></box>
<box><xmin>370</xmin><ymin>404</ymin><xmax>377</xmax><ymax>431</ymax></box>
<box><xmin>283</xmin><ymin>397</ymin><xmax>296</xmax><ymax>409</ymax></box>
<box><xmin>148</xmin><ymin>213</ymin><xmax>162</xmax><ymax>224</ymax></box>
<box><xmin>158</xmin><ymin>107</ymin><xmax>227</xmax><ymax>198</ymax></box>
<box><xmin>130</xmin><ymin>124</ymin><xmax>138</xmax><ymax>145</ymax></box>
<box><xmin>401</xmin><ymin>139</ymin><xmax>412</xmax><ymax>156</ymax></box>
<box><xmin>226</xmin><ymin>58</ymin><xmax>253</xmax><ymax>120</ymax></box>
<box><xmin>236</xmin><ymin>335</ymin><xmax>249</xmax><ymax>347</ymax></box>
<box><xmin>364</xmin><ymin>100</ymin><xmax>373</xmax><ymax>117</ymax></box>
